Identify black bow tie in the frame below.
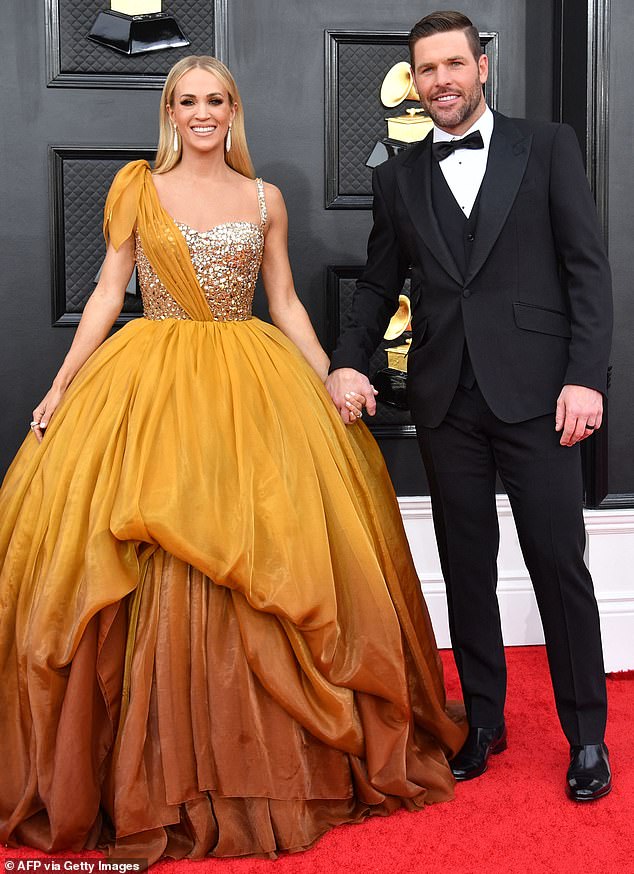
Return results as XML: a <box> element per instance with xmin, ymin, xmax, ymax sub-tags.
<box><xmin>432</xmin><ymin>130</ymin><xmax>484</xmax><ymax>162</ymax></box>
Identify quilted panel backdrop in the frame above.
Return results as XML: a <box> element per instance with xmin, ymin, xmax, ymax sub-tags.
<box><xmin>54</xmin><ymin>0</ymin><xmax>215</xmax><ymax>78</ymax></box>
<box><xmin>51</xmin><ymin>151</ymin><xmax>157</xmax><ymax>322</ymax></box>
<box><xmin>337</xmin><ymin>41</ymin><xmax>412</xmax><ymax>198</ymax></box>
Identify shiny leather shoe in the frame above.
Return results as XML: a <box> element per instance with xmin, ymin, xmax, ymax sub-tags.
<box><xmin>566</xmin><ymin>743</ymin><xmax>612</xmax><ymax>801</ymax></box>
<box><xmin>450</xmin><ymin>723</ymin><xmax>507</xmax><ymax>781</ymax></box>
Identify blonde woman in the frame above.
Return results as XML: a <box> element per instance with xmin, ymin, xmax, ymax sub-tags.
<box><xmin>0</xmin><ymin>57</ymin><xmax>466</xmax><ymax>863</ymax></box>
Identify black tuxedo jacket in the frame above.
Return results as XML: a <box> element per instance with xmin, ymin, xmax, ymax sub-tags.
<box><xmin>330</xmin><ymin>112</ymin><xmax>613</xmax><ymax>427</ymax></box>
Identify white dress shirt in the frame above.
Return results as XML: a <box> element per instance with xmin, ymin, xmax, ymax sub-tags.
<box><xmin>432</xmin><ymin>105</ymin><xmax>494</xmax><ymax>217</ymax></box>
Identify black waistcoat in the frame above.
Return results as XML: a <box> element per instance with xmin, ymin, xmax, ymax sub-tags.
<box><xmin>431</xmin><ymin>159</ymin><xmax>483</xmax><ymax>386</ymax></box>
<box><xmin>430</xmin><ymin>157</ymin><xmax>482</xmax><ymax>278</ymax></box>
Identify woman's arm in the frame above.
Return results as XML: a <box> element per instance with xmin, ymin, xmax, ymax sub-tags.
<box><xmin>31</xmin><ymin>234</ymin><xmax>135</xmax><ymax>441</ymax></box>
<box><xmin>259</xmin><ymin>184</ymin><xmax>330</xmax><ymax>382</ymax></box>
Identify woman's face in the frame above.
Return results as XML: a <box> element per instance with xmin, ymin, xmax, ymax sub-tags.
<box><xmin>168</xmin><ymin>67</ymin><xmax>236</xmax><ymax>156</ymax></box>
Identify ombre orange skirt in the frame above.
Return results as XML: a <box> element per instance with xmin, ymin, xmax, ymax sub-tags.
<box><xmin>0</xmin><ymin>317</ymin><xmax>466</xmax><ymax>862</ymax></box>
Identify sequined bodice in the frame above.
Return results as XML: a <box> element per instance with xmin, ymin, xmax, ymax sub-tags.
<box><xmin>135</xmin><ymin>178</ymin><xmax>267</xmax><ymax>322</ymax></box>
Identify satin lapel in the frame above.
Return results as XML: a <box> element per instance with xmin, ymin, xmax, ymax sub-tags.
<box><xmin>395</xmin><ymin>140</ymin><xmax>463</xmax><ymax>286</ymax></box>
<box><xmin>465</xmin><ymin>115</ymin><xmax>532</xmax><ymax>286</ymax></box>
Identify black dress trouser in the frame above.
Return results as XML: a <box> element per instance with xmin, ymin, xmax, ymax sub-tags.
<box><xmin>416</xmin><ymin>381</ymin><xmax>607</xmax><ymax>746</ymax></box>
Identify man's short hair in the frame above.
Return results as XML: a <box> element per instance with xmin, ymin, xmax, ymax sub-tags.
<box><xmin>409</xmin><ymin>10</ymin><xmax>482</xmax><ymax>65</ymax></box>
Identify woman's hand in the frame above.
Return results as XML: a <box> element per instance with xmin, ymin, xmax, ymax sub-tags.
<box><xmin>325</xmin><ymin>368</ymin><xmax>378</xmax><ymax>425</ymax></box>
<box><xmin>31</xmin><ymin>385</ymin><xmax>65</xmax><ymax>443</ymax></box>
<box><xmin>343</xmin><ymin>391</ymin><xmax>365</xmax><ymax>423</ymax></box>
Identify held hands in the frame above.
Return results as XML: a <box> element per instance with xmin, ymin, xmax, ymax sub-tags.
<box><xmin>555</xmin><ymin>384</ymin><xmax>603</xmax><ymax>446</ymax></box>
<box><xmin>325</xmin><ymin>368</ymin><xmax>378</xmax><ymax>425</ymax></box>
<box><xmin>30</xmin><ymin>385</ymin><xmax>65</xmax><ymax>444</ymax></box>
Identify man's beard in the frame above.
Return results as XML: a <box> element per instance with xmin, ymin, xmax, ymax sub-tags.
<box><xmin>422</xmin><ymin>74</ymin><xmax>483</xmax><ymax>130</ymax></box>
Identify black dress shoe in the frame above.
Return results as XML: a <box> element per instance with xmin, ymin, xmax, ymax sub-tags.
<box><xmin>450</xmin><ymin>723</ymin><xmax>507</xmax><ymax>781</ymax></box>
<box><xmin>566</xmin><ymin>743</ymin><xmax>612</xmax><ymax>801</ymax></box>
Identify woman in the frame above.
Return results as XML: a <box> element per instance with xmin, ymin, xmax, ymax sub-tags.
<box><xmin>0</xmin><ymin>57</ymin><xmax>466</xmax><ymax>862</ymax></box>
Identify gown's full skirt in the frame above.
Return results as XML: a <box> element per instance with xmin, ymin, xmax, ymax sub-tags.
<box><xmin>0</xmin><ymin>315</ymin><xmax>466</xmax><ymax>862</ymax></box>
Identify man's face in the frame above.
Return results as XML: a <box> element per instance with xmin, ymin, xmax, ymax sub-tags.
<box><xmin>412</xmin><ymin>30</ymin><xmax>488</xmax><ymax>135</ymax></box>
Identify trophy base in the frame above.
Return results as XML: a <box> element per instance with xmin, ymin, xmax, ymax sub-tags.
<box><xmin>88</xmin><ymin>10</ymin><xmax>190</xmax><ymax>56</ymax></box>
<box><xmin>366</xmin><ymin>138</ymin><xmax>412</xmax><ymax>169</ymax></box>
<box><xmin>372</xmin><ymin>367</ymin><xmax>409</xmax><ymax>410</ymax></box>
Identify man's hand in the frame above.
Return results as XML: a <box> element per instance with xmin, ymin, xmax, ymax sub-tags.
<box><xmin>555</xmin><ymin>385</ymin><xmax>603</xmax><ymax>446</ymax></box>
<box><xmin>325</xmin><ymin>368</ymin><xmax>378</xmax><ymax>425</ymax></box>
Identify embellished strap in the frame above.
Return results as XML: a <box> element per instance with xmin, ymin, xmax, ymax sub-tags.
<box><xmin>256</xmin><ymin>177</ymin><xmax>267</xmax><ymax>227</ymax></box>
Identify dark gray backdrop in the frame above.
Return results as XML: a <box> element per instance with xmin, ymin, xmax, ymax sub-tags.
<box><xmin>606</xmin><ymin>1</ymin><xmax>634</xmax><ymax>502</ymax></box>
<box><xmin>1</xmin><ymin>0</ymin><xmax>631</xmax><ymax>502</ymax></box>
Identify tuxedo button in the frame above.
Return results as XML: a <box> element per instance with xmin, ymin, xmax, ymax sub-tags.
<box><xmin>463</xmin><ymin>289</ymin><xmax>472</xmax><ymax>299</ymax></box>
<box><xmin>467</xmin><ymin>233</ymin><xmax>475</xmax><ymax>242</ymax></box>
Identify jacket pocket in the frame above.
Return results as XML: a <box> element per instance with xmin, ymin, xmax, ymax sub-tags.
<box><xmin>513</xmin><ymin>302</ymin><xmax>571</xmax><ymax>338</ymax></box>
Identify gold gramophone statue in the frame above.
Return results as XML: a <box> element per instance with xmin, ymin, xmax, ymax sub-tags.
<box><xmin>88</xmin><ymin>1</ymin><xmax>190</xmax><ymax>56</ymax></box>
<box><xmin>371</xmin><ymin>293</ymin><xmax>412</xmax><ymax>409</ymax></box>
<box><xmin>367</xmin><ymin>61</ymin><xmax>434</xmax><ymax>168</ymax></box>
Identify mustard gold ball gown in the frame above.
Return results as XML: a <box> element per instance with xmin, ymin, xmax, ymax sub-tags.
<box><xmin>0</xmin><ymin>161</ymin><xmax>466</xmax><ymax>863</ymax></box>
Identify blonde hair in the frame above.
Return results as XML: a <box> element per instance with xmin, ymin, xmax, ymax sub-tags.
<box><xmin>154</xmin><ymin>56</ymin><xmax>255</xmax><ymax>178</ymax></box>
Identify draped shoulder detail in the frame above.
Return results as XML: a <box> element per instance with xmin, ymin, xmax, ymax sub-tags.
<box><xmin>103</xmin><ymin>160</ymin><xmax>150</xmax><ymax>250</ymax></box>
<box><xmin>103</xmin><ymin>160</ymin><xmax>214</xmax><ymax>322</ymax></box>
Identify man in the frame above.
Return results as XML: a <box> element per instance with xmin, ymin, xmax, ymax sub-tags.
<box><xmin>327</xmin><ymin>10</ymin><xmax>613</xmax><ymax>800</ymax></box>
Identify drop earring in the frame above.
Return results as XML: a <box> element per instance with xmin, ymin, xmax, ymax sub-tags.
<box><xmin>172</xmin><ymin>123</ymin><xmax>179</xmax><ymax>153</ymax></box>
<box><xmin>226</xmin><ymin>124</ymin><xmax>232</xmax><ymax>153</ymax></box>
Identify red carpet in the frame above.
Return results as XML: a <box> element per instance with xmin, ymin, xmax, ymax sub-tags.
<box><xmin>2</xmin><ymin>646</ymin><xmax>632</xmax><ymax>873</ymax></box>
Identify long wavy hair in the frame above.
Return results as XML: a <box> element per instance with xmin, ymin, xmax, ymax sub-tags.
<box><xmin>154</xmin><ymin>56</ymin><xmax>255</xmax><ymax>178</ymax></box>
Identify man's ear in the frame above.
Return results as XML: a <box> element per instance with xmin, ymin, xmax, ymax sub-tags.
<box><xmin>478</xmin><ymin>53</ymin><xmax>489</xmax><ymax>85</ymax></box>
